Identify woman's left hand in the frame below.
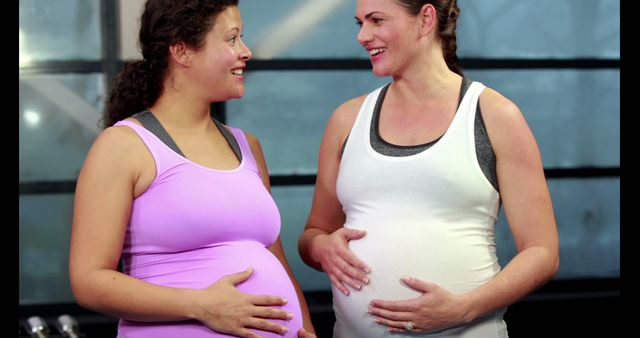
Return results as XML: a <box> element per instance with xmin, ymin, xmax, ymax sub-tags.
<box><xmin>368</xmin><ymin>276</ymin><xmax>469</xmax><ymax>333</ymax></box>
<box><xmin>297</xmin><ymin>328</ymin><xmax>317</xmax><ymax>338</ymax></box>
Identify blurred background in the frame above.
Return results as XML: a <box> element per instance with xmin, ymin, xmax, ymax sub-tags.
<box><xmin>19</xmin><ymin>0</ymin><xmax>620</xmax><ymax>337</ymax></box>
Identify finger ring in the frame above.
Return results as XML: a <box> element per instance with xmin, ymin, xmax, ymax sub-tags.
<box><xmin>404</xmin><ymin>321</ymin><xmax>414</xmax><ymax>331</ymax></box>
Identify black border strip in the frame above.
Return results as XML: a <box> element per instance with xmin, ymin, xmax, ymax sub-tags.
<box><xmin>545</xmin><ymin>167</ymin><xmax>620</xmax><ymax>178</ymax></box>
<box><xmin>19</xmin><ymin>167</ymin><xmax>620</xmax><ymax>194</ymax></box>
<box><xmin>19</xmin><ymin>58</ymin><xmax>620</xmax><ymax>75</ymax></box>
<box><xmin>460</xmin><ymin>58</ymin><xmax>620</xmax><ymax>70</ymax></box>
<box><xmin>270</xmin><ymin>174</ymin><xmax>317</xmax><ymax>186</ymax></box>
<box><xmin>247</xmin><ymin>58</ymin><xmax>620</xmax><ymax>71</ymax></box>
<box><xmin>100</xmin><ymin>0</ymin><xmax>120</xmax><ymax>89</ymax></box>
<box><xmin>19</xmin><ymin>61</ymin><xmax>105</xmax><ymax>75</ymax></box>
<box><xmin>20</xmin><ymin>181</ymin><xmax>78</xmax><ymax>195</ymax></box>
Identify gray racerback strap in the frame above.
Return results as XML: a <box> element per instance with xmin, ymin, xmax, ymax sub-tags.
<box><xmin>132</xmin><ymin>110</ymin><xmax>242</xmax><ymax>161</ymax></box>
<box><xmin>133</xmin><ymin>110</ymin><xmax>185</xmax><ymax>156</ymax></box>
<box><xmin>212</xmin><ymin>118</ymin><xmax>242</xmax><ymax>162</ymax></box>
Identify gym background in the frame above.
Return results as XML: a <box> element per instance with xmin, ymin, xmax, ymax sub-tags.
<box><xmin>19</xmin><ymin>0</ymin><xmax>620</xmax><ymax>337</ymax></box>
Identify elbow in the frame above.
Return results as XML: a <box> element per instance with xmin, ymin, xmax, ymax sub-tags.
<box><xmin>540</xmin><ymin>248</ymin><xmax>560</xmax><ymax>283</ymax></box>
<box><xmin>547</xmin><ymin>241</ymin><xmax>560</xmax><ymax>279</ymax></box>
<box><xmin>550</xmin><ymin>253</ymin><xmax>560</xmax><ymax>279</ymax></box>
<box><xmin>70</xmin><ymin>276</ymin><xmax>92</xmax><ymax>310</ymax></box>
<box><xmin>69</xmin><ymin>269</ymin><xmax>101</xmax><ymax>311</ymax></box>
<box><xmin>297</xmin><ymin>230</ymin><xmax>311</xmax><ymax>267</ymax></box>
<box><xmin>298</xmin><ymin>227</ymin><xmax>325</xmax><ymax>272</ymax></box>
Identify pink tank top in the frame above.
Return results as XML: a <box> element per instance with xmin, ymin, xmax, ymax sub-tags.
<box><xmin>113</xmin><ymin>120</ymin><xmax>302</xmax><ymax>338</ymax></box>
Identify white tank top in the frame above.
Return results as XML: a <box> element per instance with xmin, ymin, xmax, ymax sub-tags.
<box><xmin>333</xmin><ymin>81</ymin><xmax>508</xmax><ymax>337</ymax></box>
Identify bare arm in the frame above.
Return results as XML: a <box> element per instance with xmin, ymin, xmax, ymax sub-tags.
<box><xmin>297</xmin><ymin>97</ymin><xmax>373</xmax><ymax>296</ymax></box>
<box><xmin>298</xmin><ymin>96</ymin><xmax>364</xmax><ymax>262</ymax></box>
<box><xmin>70</xmin><ymin>126</ymin><xmax>291</xmax><ymax>337</ymax></box>
<box><xmin>246</xmin><ymin>133</ymin><xmax>316</xmax><ymax>336</ymax></box>
<box><xmin>458</xmin><ymin>88</ymin><xmax>560</xmax><ymax>321</ymax></box>
<box><xmin>70</xmin><ymin>126</ymin><xmax>200</xmax><ymax>321</ymax></box>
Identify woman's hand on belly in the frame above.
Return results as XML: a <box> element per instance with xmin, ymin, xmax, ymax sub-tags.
<box><xmin>312</xmin><ymin>228</ymin><xmax>371</xmax><ymax>295</ymax></box>
<box><xmin>194</xmin><ymin>267</ymin><xmax>293</xmax><ymax>337</ymax></box>
<box><xmin>367</xmin><ymin>276</ymin><xmax>469</xmax><ymax>334</ymax></box>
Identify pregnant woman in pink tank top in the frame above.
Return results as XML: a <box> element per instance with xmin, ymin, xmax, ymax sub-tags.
<box><xmin>69</xmin><ymin>1</ymin><xmax>316</xmax><ymax>337</ymax></box>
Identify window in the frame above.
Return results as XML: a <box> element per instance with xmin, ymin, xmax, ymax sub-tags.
<box><xmin>19</xmin><ymin>0</ymin><xmax>620</xmax><ymax>302</ymax></box>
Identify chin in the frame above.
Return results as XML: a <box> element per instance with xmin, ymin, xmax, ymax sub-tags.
<box><xmin>372</xmin><ymin>67</ymin><xmax>391</xmax><ymax>77</ymax></box>
<box><xmin>370</xmin><ymin>62</ymin><xmax>391</xmax><ymax>77</ymax></box>
<box><xmin>232</xmin><ymin>89</ymin><xmax>245</xmax><ymax>99</ymax></box>
<box><xmin>223</xmin><ymin>87</ymin><xmax>244</xmax><ymax>100</ymax></box>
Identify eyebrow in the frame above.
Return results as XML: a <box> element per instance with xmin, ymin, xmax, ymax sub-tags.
<box><xmin>354</xmin><ymin>12</ymin><xmax>381</xmax><ymax>21</ymax></box>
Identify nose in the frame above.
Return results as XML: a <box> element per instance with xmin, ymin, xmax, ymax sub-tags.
<box><xmin>240</xmin><ymin>40</ymin><xmax>252</xmax><ymax>61</ymax></box>
<box><xmin>356</xmin><ymin>24</ymin><xmax>372</xmax><ymax>46</ymax></box>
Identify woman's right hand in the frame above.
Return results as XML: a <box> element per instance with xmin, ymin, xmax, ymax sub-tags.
<box><xmin>195</xmin><ymin>267</ymin><xmax>292</xmax><ymax>338</ymax></box>
<box><xmin>312</xmin><ymin>228</ymin><xmax>370</xmax><ymax>296</ymax></box>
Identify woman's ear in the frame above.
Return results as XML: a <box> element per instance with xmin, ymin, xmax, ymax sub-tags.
<box><xmin>169</xmin><ymin>42</ymin><xmax>192</xmax><ymax>67</ymax></box>
<box><xmin>419</xmin><ymin>4</ymin><xmax>437</xmax><ymax>36</ymax></box>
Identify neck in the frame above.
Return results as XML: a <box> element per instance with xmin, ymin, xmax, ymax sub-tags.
<box><xmin>390</xmin><ymin>42</ymin><xmax>460</xmax><ymax>104</ymax></box>
<box><xmin>148</xmin><ymin>89</ymin><xmax>214</xmax><ymax>131</ymax></box>
<box><xmin>390</xmin><ymin>70</ymin><xmax>461</xmax><ymax>107</ymax></box>
<box><xmin>146</xmin><ymin>63</ymin><xmax>226</xmax><ymax>130</ymax></box>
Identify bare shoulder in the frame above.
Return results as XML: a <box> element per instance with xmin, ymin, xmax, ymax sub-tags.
<box><xmin>478</xmin><ymin>87</ymin><xmax>523</xmax><ymax>124</ymax></box>
<box><xmin>478</xmin><ymin>87</ymin><xmax>532</xmax><ymax>137</ymax></box>
<box><xmin>334</xmin><ymin>95</ymin><xmax>367</xmax><ymax>120</ymax></box>
<box><xmin>85</xmin><ymin>122</ymin><xmax>151</xmax><ymax>174</ymax></box>
<box><xmin>323</xmin><ymin>94</ymin><xmax>367</xmax><ymax>149</ymax></box>
<box><xmin>241</xmin><ymin>130</ymin><xmax>268</xmax><ymax>165</ymax></box>
<box><xmin>329</xmin><ymin>95</ymin><xmax>367</xmax><ymax>132</ymax></box>
<box><xmin>242</xmin><ymin>130</ymin><xmax>263</xmax><ymax>153</ymax></box>
<box><xmin>478</xmin><ymin>86</ymin><xmax>539</xmax><ymax>156</ymax></box>
<box><xmin>94</xmin><ymin>123</ymin><xmax>143</xmax><ymax>153</ymax></box>
<box><xmin>95</xmin><ymin>117</ymin><xmax>148</xmax><ymax>151</ymax></box>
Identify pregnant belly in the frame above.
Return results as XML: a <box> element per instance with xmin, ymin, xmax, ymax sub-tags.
<box><xmin>120</xmin><ymin>241</ymin><xmax>302</xmax><ymax>338</ymax></box>
<box><xmin>333</xmin><ymin>221</ymin><xmax>500</xmax><ymax>336</ymax></box>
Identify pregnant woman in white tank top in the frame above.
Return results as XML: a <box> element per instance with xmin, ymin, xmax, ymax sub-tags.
<box><xmin>298</xmin><ymin>0</ymin><xmax>559</xmax><ymax>337</ymax></box>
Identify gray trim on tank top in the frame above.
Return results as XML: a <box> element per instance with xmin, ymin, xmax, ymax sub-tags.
<box><xmin>132</xmin><ymin>110</ymin><xmax>242</xmax><ymax>161</ymax></box>
<box><xmin>346</xmin><ymin>78</ymin><xmax>498</xmax><ymax>191</ymax></box>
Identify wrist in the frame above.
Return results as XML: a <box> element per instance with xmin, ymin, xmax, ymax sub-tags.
<box><xmin>182</xmin><ymin>288</ymin><xmax>206</xmax><ymax>321</ymax></box>
<box><xmin>308</xmin><ymin>233</ymin><xmax>329</xmax><ymax>266</ymax></box>
<box><xmin>456</xmin><ymin>293</ymin><xmax>477</xmax><ymax>324</ymax></box>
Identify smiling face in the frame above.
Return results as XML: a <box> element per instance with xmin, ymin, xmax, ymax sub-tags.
<box><xmin>355</xmin><ymin>0</ymin><xmax>423</xmax><ymax>77</ymax></box>
<box><xmin>189</xmin><ymin>5</ymin><xmax>252</xmax><ymax>101</ymax></box>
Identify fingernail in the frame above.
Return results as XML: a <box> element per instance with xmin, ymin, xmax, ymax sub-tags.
<box><xmin>364</xmin><ymin>267</ymin><xmax>371</xmax><ymax>273</ymax></box>
<box><xmin>281</xmin><ymin>327</ymin><xmax>288</xmax><ymax>335</ymax></box>
<box><xmin>282</xmin><ymin>298</ymin><xmax>288</xmax><ymax>304</ymax></box>
<box><xmin>286</xmin><ymin>313</ymin><xmax>293</xmax><ymax>320</ymax></box>
<box><xmin>362</xmin><ymin>277</ymin><xmax>369</xmax><ymax>284</ymax></box>
<box><xmin>355</xmin><ymin>284</ymin><xmax>361</xmax><ymax>290</ymax></box>
<box><xmin>402</xmin><ymin>275</ymin><xmax>411</xmax><ymax>282</ymax></box>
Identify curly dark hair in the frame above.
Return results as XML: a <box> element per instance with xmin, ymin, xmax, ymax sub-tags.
<box><xmin>102</xmin><ymin>0</ymin><xmax>239</xmax><ymax>128</ymax></box>
<box><xmin>395</xmin><ymin>0</ymin><xmax>462</xmax><ymax>76</ymax></box>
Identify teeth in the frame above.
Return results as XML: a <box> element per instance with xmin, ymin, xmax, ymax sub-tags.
<box><xmin>231</xmin><ymin>69</ymin><xmax>243</xmax><ymax>75</ymax></box>
<box><xmin>369</xmin><ymin>48</ymin><xmax>386</xmax><ymax>56</ymax></box>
